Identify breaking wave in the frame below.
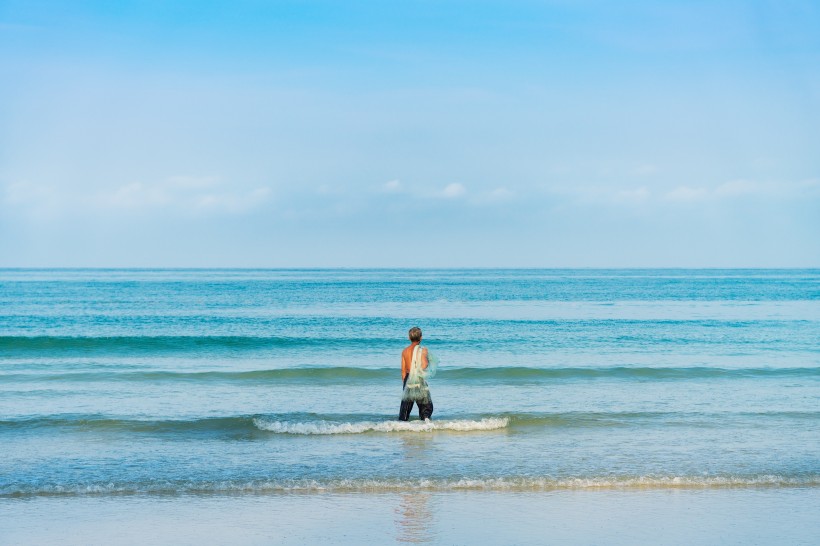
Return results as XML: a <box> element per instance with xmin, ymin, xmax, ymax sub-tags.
<box><xmin>3</xmin><ymin>410</ymin><xmax>816</xmax><ymax>435</ymax></box>
<box><xmin>251</xmin><ymin>417</ymin><xmax>509</xmax><ymax>434</ymax></box>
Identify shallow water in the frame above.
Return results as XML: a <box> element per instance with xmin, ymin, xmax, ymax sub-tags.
<box><xmin>1</xmin><ymin>269</ymin><xmax>818</xmax><ymax>500</ymax></box>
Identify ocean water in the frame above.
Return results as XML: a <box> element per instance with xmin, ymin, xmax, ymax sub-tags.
<box><xmin>1</xmin><ymin>269</ymin><xmax>819</xmax><ymax>501</ymax></box>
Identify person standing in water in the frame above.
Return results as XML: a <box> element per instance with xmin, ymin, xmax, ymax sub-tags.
<box><xmin>399</xmin><ymin>327</ymin><xmax>434</xmax><ymax>421</ymax></box>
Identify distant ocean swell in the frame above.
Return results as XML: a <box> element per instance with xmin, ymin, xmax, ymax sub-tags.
<box><xmin>3</xmin><ymin>366</ymin><xmax>818</xmax><ymax>383</ymax></box>
<box><xmin>4</xmin><ymin>475</ymin><xmax>819</xmax><ymax>498</ymax></box>
<box><xmin>0</xmin><ymin>335</ymin><xmax>374</xmax><ymax>354</ymax></box>
<box><xmin>3</xmin><ymin>411</ymin><xmax>817</xmax><ymax>435</ymax></box>
<box><xmin>2</xmin><ymin>323</ymin><xmax>816</xmax><ymax>355</ymax></box>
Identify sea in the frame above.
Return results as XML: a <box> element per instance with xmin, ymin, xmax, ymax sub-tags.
<box><xmin>1</xmin><ymin>269</ymin><xmax>818</xmax><ymax>544</ymax></box>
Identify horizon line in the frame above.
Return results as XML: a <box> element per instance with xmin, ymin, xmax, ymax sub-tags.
<box><xmin>1</xmin><ymin>267</ymin><xmax>818</xmax><ymax>271</ymax></box>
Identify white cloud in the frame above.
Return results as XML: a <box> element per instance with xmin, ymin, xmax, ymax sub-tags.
<box><xmin>102</xmin><ymin>181</ymin><xmax>172</xmax><ymax>208</ymax></box>
<box><xmin>615</xmin><ymin>186</ymin><xmax>650</xmax><ymax>203</ymax></box>
<box><xmin>664</xmin><ymin>186</ymin><xmax>709</xmax><ymax>202</ymax></box>
<box><xmin>379</xmin><ymin>180</ymin><xmax>467</xmax><ymax>200</ymax></box>
<box><xmin>713</xmin><ymin>179</ymin><xmax>784</xmax><ymax>198</ymax></box>
<box><xmin>192</xmin><ymin>187</ymin><xmax>271</xmax><ymax>213</ymax></box>
<box><xmin>96</xmin><ymin>178</ymin><xmax>271</xmax><ymax>214</ymax></box>
<box><xmin>663</xmin><ymin>179</ymin><xmax>820</xmax><ymax>203</ymax></box>
<box><xmin>440</xmin><ymin>182</ymin><xmax>466</xmax><ymax>199</ymax></box>
<box><xmin>2</xmin><ymin>176</ymin><xmax>272</xmax><ymax>217</ymax></box>
<box><xmin>543</xmin><ymin>178</ymin><xmax>820</xmax><ymax>208</ymax></box>
<box><xmin>381</xmin><ymin>179</ymin><xmax>403</xmax><ymax>193</ymax></box>
<box><xmin>487</xmin><ymin>187</ymin><xmax>513</xmax><ymax>200</ymax></box>
<box><xmin>1</xmin><ymin>181</ymin><xmax>62</xmax><ymax>218</ymax></box>
<box><xmin>3</xmin><ymin>181</ymin><xmax>59</xmax><ymax>206</ymax></box>
<box><xmin>542</xmin><ymin>183</ymin><xmax>651</xmax><ymax>205</ymax></box>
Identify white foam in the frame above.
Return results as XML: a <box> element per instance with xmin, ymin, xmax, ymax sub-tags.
<box><xmin>252</xmin><ymin>417</ymin><xmax>509</xmax><ymax>434</ymax></box>
<box><xmin>5</xmin><ymin>475</ymin><xmax>819</xmax><ymax>498</ymax></box>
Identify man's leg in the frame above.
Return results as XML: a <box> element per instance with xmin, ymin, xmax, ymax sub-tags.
<box><xmin>399</xmin><ymin>399</ymin><xmax>413</xmax><ymax>421</ymax></box>
<box><xmin>399</xmin><ymin>376</ymin><xmax>412</xmax><ymax>421</ymax></box>
<box><xmin>418</xmin><ymin>397</ymin><xmax>433</xmax><ymax>420</ymax></box>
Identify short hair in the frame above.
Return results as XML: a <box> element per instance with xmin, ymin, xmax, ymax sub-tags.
<box><xmin>408</xmin><ymin>327</ymin><xmax>422</xmax><ymax>342</ymax></box>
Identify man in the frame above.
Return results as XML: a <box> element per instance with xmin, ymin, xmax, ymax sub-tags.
<box><xmin>399</xmin><ymin>326</ymin><xmax>434</xmax><ymax>421</ymax></box>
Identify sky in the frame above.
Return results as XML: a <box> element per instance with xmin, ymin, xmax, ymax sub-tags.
<box><xmin>1</xmin><ymin>0</ymin><xmax>818</xmax><ymax>267</ymax></box>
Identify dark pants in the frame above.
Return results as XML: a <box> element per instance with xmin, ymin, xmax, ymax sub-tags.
<box><xmin>399</xmin><ymin>377</ymin><xmax>433</xmax><ymax>421</ymax></box>
<box><xmin>399</xmin><ymin>397</ymin><xmax>434</xmax><ymax>421</ymax></box>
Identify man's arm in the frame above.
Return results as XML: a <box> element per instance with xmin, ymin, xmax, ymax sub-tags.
<box><xmin>421</xmin><ymin>348</ymin><xmax>429</xmax><ymax>370</ymax></box>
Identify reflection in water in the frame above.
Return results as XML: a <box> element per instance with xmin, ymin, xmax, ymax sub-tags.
<box><xmin>394</xmin><ymin>435</ymin><xmax>436</xmax><ymax>543</ymax></box>
<box><xmin>395</xmin><ymin>492</ymin><xmax>434</xmax><ymax>544</ymax></box>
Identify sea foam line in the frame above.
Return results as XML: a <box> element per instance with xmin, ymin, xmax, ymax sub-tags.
<box><xmin>252</xmin><ymin>417</ymin><xmax>509</xmax><ymax>434</ymax></box>
<box><xmin>4</xmin><ymin>475</ymin><xmax>819</xmax><ymax>498</ymax></box>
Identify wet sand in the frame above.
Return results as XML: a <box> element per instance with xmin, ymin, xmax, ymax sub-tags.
<box><xmin>2</xmin><ymin>488</ymin><xmax>818</xmax><ymax>545</ymax></box>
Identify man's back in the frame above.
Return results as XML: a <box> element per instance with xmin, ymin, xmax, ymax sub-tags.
<box><xmin>401</xmin><ymin>344</ymin><xmax>428</xmax><ymax>381</ymax></box>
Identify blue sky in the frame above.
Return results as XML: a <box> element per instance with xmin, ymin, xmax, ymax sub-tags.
<box><xmin>1</xmin><ymin>0</ymin><xmax>818</xmax><ymax>267</ymax></box>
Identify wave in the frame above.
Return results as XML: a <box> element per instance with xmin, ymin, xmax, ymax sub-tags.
<box><xmin>3</xmin><ymin>475</ymin><xmax>819</xmax><ymax>498</ymax></box>
<box><xmin>252</xmin><ymin>417</ymin><xmax>508</xmax><ymax>434</ymax></box>
<box><xmin>0</xmin><ymin>415</ymin><xmax>261</xmax><ymax>435</ymax></box>
<box><xmin>3</xmin><ymin>410</ymin><xmax>817</xmax><ymax>435</ymax></box>
<box><xmin>254</xmin><ymin>411</ymin><xmax>820</xmax><ymax>433</ymax></box>
<box><xmin>4</xmin><ymin>322</ymin><xmax>818</xmax><ymax>357</ymax></box>
<box><xmin>1</xmin><ymin>367</ymin><xmax>393</xmax><ymax>383</ymax></box>
<box><xmin>4</xmin><ymin>365</ymin><xmax>818</xmax><ymax>383</ymax></box>
<box><xmin>0</xmin><ymin>414</ymin><xmax>508</xmax><ymax>435</ymax></box>
<box><xmin>0</xmin><ymin>335</ymin><xmax>382</xmax><ymax>354</ymax></box>
<box><xmin>440</xmin><ymin>366</ymin><xmax>820</xmax><ymax>381</ymax></box>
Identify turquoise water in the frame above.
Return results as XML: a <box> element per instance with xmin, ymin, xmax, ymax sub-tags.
<box><xmin>1</xmin><ymin>269</ymin><xmax>818</xmax><ymax>496</ymax></box>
